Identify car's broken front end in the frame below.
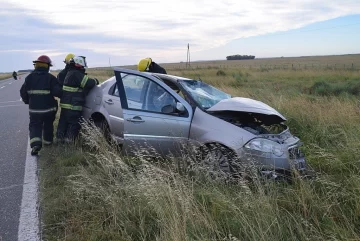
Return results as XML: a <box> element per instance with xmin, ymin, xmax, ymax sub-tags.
<box><xmin>206</xmin><ymin>97</ymin><xmax>308</xmax><ymax>180</ymax></box>
<box><xmin>242</xmin><ymin>126</ymin><xmax>307</xmax><ymax>180</ymax></box>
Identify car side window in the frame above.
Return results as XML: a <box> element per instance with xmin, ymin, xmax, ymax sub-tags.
<box><xmin>115</xmin><ymin>75</ymin><xmax>145</xmax><ymax>110</ymax></box>
<box><xmin>112</xmin><ymin>85</ymin><xmax>120</xmax><ymax>97</ymax></box>
<box><xmin>144</xmin><ymin>81</ymin><xmax>177</xmax><ymax>113</ymax></box>
<box><xmin>115</xmin><ymin>74</ymin><xmax>178</xmax><ymax>114</ymax></box>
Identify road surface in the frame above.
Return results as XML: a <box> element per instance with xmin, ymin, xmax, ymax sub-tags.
<box><xmin>0</xmin><ymin>74</ymin><xmax>40</xmax><ymax>241</ymax></box>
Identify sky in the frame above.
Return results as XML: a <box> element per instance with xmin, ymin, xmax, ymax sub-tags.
<box><xmin>0</xmin><ymin>0</ymin><xmax>359</xmax><ymax>72</ymax></box>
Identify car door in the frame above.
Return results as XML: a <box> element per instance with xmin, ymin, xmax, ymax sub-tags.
<box><xmin>102</xmin><ymin>77</ymin><xmax>124</xmax><ymax>140</ymax></box>
<box><xmin>114</xmin><ymin>68</ymin><xmax>193</xmax><ymax>157</ymax></box>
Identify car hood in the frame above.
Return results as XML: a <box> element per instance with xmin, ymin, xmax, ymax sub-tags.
<box><xmin>206</xmin><ymin>97</ymin><xmax>286</xmax><ymax>124</ymax></box>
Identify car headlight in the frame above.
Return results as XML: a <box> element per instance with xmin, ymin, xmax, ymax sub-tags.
<box><xmin>244</xmin><ymin>138</ymin><xmax>284</xmax><ymax>157</ymax></box>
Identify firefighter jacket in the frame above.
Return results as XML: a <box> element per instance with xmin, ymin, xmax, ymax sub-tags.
<box><xmin>57</xmin><ymin>64</ymin><xmax>71</xmax><ymax>86</ymax></box>
<box><xmin>20</xmin><ymin>67</ymin><xmax>62</xmax><ymax>114</ymax></box>
<box><xmin>149</xmin><ymin>62</ymin><xmax>167</xmax><ymax>74</ymax></box>
<box><xmin>60</xmin><ymin>67</ymin><xmax>98</xmax><ymax>111</ymax></box>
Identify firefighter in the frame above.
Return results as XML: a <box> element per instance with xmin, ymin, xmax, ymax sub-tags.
<box><xmin>12</xmin><ymin>71</ymin><xmax>17</xmax><ymax>80</ymax></box>
<box><xmin>138</xmin><ymin>57</ymin><xmax>167</xmax><ymax>74</ymax></box>
<box><xmin>20</xmin><ymin>55</ymin><xmax>62</xmax><ymax>155</ymax></box>
<box><xmin>56</xmin><ymin>56</ymin><xmax>99</xmax><ymax>143</ymax></box>
<box><xmin>57</xmin><ymin>53</ymin><xmax>75</xmax><ymax>86</ymax></box>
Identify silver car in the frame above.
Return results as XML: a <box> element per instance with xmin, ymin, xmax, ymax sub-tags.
<box><xmin>83</xmin><ymin>67</ymin><xmax>307</xmax><ymax>179</ymax></box>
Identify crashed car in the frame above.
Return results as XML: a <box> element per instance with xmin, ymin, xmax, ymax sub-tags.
<box><xmin>83</xmin><ymin>67</ymin><xmax>307</xmax><ymax>179</ymax></box>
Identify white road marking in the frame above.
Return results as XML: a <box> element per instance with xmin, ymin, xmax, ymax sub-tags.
<box><xmin>0</xmin><ymin>86</ymin><xmax>5</xmax><ymax>89</ymax></box>
<box><xmin>0</xmin><ymin>183</ymin><xmax>24</xmax><ymax>191</ymax></box>
<box><xmin>8</xmin><ymin>82</ymin><xmax>12</xmax><ymax>85</ymax></box>
<box><xmin>0</xmin><ymin>100</ymin><xmax>22</xmax><ymax>104</ymax></box>
<box><xmin>17</xmin><ymin>139</ymin><xmax>40</xmax><ymax>241</ymax></box>
<box><xmin>0</xmin><ymin>104</ymin><xmax>25</xmax><ymax>108</ymax></box>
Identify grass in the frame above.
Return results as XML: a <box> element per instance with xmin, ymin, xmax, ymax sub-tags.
<box><xmin>40</xmin><ymin>55</ymin><xmax>360</xmax><ymax>241</ymax></box>
<box><xmin>0</xmin><ymin>73</ymin><xmax>13</xmax><ymax>80</ymax></box>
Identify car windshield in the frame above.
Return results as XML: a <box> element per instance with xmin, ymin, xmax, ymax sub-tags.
<box><xmin>179</xmin><ymin>79</ymin><xmax>231</xmax><ymax>109</ymax></box>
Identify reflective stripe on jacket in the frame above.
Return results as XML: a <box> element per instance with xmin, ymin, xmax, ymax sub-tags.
<box><xmin>20</xmin><ymin>67</ymin><xmax>62</xmax><ymax>113</ymax></box>
<box><xmin>60</xmin><ymin>67</ymin><xmax>97</xmax><ymax>112</ymax></box>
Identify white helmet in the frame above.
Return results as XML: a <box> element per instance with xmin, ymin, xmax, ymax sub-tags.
<box><xmin>72</xmin><ymin>56</ymin><xmax>87</xmax><ymax>68</ymax></box>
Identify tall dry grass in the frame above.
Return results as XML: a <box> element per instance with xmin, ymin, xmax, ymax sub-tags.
<box><xmin>39</xmin><ymin>58</ymin><xmax>360</xmax><ymax>240</ymax></box>
<box><xmin>0</xmin><ymin>73</ymin><xmax>13</xmax><ymax>80</ymax></box>
<box><xmin>40</xmin><ymin>118</ymin><xmax>360</xmax><ymax>241</ymax></box>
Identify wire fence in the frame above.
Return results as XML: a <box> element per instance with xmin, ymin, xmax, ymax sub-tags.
<box><xmin>168</xmin><ymin>63</ymin><xmax>360</xmax><ymax>71</ymax></box>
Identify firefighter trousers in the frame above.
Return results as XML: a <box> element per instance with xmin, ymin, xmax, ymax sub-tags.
<box><xmin>29</xmin><ymin>111</ymin><xmax>57</xmax><ymax>148</ymax></box>
<box><xmin>56</xmin><ymin>109</ymin><xmax>82</xmax><ymax>142</ymax></box>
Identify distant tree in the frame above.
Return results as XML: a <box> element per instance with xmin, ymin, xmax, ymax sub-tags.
<box><xmin>226</xmin><ymin>55</ymin><xmax>255</xmax><ymax>60</ymax></box>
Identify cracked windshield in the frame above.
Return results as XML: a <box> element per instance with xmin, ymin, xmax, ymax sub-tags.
<box><xmin>179</xmin><ymin>79</ymin><xmax>231</xmax><ymax>109</ymax></box>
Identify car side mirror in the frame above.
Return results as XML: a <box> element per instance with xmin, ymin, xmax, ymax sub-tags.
<box><xmin>176</xmin><ymin>102</ymin><xmax>185</xmax><ymax>113</ymax></box>
<box><xmin>161</xmin><ymin>103</ymin><xmax>186</xmax><ymax>115</ymax></box>
<box><xmin>161</xmin><ymin>104</ymin><xmax>176</xmax><ymax>114</ymax></box>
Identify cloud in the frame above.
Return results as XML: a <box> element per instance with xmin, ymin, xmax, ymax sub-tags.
<box><xmin>2</xmin><ymin>0</ymin><xmax>360</xmax><ymax>57</ymax></box>
<box><xmin>0</xmin><ymin>0</ymin><xmax>360</xmax><ymax>71</ymax></box>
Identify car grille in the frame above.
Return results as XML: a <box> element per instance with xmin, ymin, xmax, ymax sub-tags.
<box><xmin>288</xmin><ymin>146</ymin><xmax>306</xmax><ymax>170</ymax></box>
<box><xmin>288</xmin><ymin>146</ymin><xmax>304</xmax><ymax>159</ymax></box>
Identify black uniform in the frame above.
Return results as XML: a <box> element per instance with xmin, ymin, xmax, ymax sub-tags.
<box><xmin>20</xmin><ymin>67</ymin><xmax>62</xmax><ymax>152</ymax></box>
<box><xmin>148</xmin><ymin>62</ymin><xmax>167</xmax><ymax>74</ymax></box>
<box><xmin>56</xmin><ymin>66</ymin><xmax>98</xmax><ymax>142</ymax></box>
<box><xmin>57</xmin><ymin>64</ymin><xmax>71</xmax><ymax>86</ymax></box>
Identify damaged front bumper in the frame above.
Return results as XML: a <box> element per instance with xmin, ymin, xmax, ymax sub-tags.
<box><xmin>240</xmin><ymin>128</ymin><xmax>311</xmax><ymax>181</ymax></box>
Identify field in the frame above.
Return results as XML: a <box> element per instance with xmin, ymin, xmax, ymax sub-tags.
<box><xmin>0</xmin><ymin>73</ymin><xmax>12</xmax><ymax>80</ymax></box>
<box><xmin>41</xmin><ymin>54</ymin><xmax>360</xmax><ymax>241</ymax></box>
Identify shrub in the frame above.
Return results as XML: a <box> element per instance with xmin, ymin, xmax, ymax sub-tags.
<box><xmin>309</xmin><ymin>81</ymin><xmax>333</xmax><ymax>96</ymax></box>
<box><xmin>216</xmin><ymin>70</ymin><xmax>226</xmax><ymax>76</ymax></box>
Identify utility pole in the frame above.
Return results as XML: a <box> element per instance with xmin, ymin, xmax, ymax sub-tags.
<box><xmin>186</xmin><ymin>43</ymin><xmax>190</xmax><ymax>68</ymax></box>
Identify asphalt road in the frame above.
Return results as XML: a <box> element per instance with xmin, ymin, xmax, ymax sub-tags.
<box><xmin>0</xmin><ymin>75</ymin><xmax>31</xmax><ymax>241</ymax></box>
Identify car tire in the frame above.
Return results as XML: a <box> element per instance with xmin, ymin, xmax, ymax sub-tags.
<box><xmin>198</xmin><ymin>143</ymin><xmax>240</xmax><ymax>180</ymax></box>
<box><xmin>93</xmin><ymin>119</ymin><xmax>112</xmax><ymax>143</ymax></box>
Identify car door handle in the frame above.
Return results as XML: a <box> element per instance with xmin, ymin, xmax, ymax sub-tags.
<box><xmin>105</xmin><ymin>99</ymin><xmax>113</xmax><ymax>104</ymax></box>
<box><xmin>126</xmin><ymin>117</ymin><xmax>145</xmax><ymax>123</ymax></box>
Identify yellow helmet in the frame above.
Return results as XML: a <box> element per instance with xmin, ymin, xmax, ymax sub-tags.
<box><xmin>64</xmin><ymin>53</ymin><xmax>75</xmax><ymax>64</ymax></box>
<box><xmin>138</xmin><ymin>58</ymin><xmax>152</xmax><ymax>71</ymax></box>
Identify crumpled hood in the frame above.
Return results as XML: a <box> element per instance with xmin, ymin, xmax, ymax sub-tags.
<box><xmin>207</xmin><ymin>97</ymin><xmax>287</xmax><ymax>124</ymax></box>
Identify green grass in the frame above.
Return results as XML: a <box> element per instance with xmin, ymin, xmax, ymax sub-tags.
<box><xmin>39</xmin><ymin>56</ymin><xmax>360</xmax><ymax>241</ymax></box>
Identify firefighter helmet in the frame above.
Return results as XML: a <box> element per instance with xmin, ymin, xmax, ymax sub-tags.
<box><xmin>72</xmin><ymin>56</ymin><xmax>88</xmax><ymax>68</ymax></box>
<box><xmin>33</xmin><ymin>55</ymin><xmax>53</xmax><ymax>66</ymax></box>
<box><xmin>138</xmin><ymin>58</ymin><xmax>152</xmax><ymax>71</ymax></box>
<box><xmin>64</xmin><ymin>53</ymin><xmax>75</xmax><ymax>64</ymax></box>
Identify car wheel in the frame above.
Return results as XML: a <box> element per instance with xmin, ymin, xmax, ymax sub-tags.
<box><xmin>198</xmin><ymin>144</ymin><xmax>239</xmax><ymax>180</ymax></box>
<box><xmin>94</xmin><ymin>119</ymin><xmax>112</xmax><ymax>143</ymax></box>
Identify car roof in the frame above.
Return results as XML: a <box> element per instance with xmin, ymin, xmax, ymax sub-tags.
<box><xmin>113</xmin><ymin>67</ymin><xmax>194</xmax><ymax>83</ymax></box>
<box><xmin>150</xmin><ymin>73</ymin><xmax>192</xmax><ymax>80</ymax></box>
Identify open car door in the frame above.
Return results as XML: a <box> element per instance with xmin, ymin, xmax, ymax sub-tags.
<box><xmin>113</xmin><ymin>68</ymin><xmax>193</xmax><ymax>157</ymax></box>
